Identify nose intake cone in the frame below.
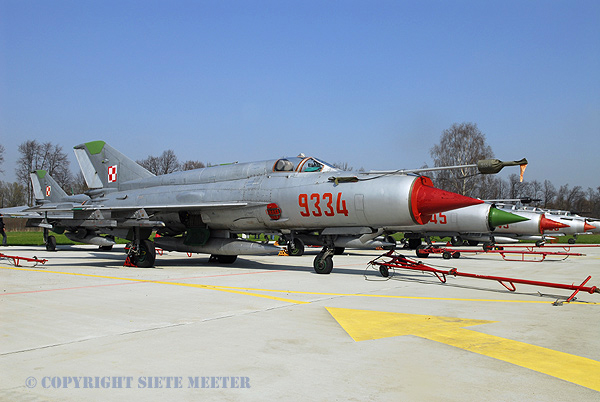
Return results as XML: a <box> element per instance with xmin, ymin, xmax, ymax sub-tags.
<box><xmin>410</xmin><ymin>176</ymin><xmax>483</xmax><ymax>224</ymax></box>
<box><xmin>539</xmin><ymin>215</ymin><xmax>570</xmax><ymax>232</ymax></box>
<box><xmin>584</xmin><ymin>222</ymin><xmax>596</xmax><ymax>232</ymax></box>
<box><xmin>488</xmin><ymin>207</ymin><xmax>529</xmax><ymax>228</ymax></box>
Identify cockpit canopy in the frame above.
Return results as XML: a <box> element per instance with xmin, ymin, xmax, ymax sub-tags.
<box><xmin>273</xmin><ymin>156</ymin><xmax>338</xmax><ymax>173</ymax></box>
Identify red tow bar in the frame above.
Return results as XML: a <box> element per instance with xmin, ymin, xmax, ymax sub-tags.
<box><xmin>368</xmin><ymin>250</ymin><xmax>599</xmax><ymax>303</ymax></box>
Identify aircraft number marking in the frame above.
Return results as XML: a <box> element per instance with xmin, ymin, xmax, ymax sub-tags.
<box><xmin>299</xmin><ymin>193</ymin><xmax>348</xmax><ymax>217</ymax></box>
<box><xmin>429</xmin><ymin>213</ymin><xmax>447</xmax><ymax>224</ymax></box>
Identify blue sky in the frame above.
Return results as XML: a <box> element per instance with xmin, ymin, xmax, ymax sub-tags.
<box><xmin>1</xmin><ymin>0</ymin><xmax>598</xmax><ymax>188</ymax></box>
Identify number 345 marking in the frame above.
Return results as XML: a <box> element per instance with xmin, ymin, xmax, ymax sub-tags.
<box><xmin>299</xmin><ymin>193</ymin><xmax>349</xmax><ymax>217</ymax></box>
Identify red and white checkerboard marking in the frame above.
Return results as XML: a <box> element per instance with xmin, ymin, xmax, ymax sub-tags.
<box><xmin>46</xmin><ymin>186</ymin><xmax>51</xmax><ymax>197</ymax></box>
<box><xmin>108</xmin><ymin>165</ymin><xmax>118</xmax><ymax>183</ymax></box>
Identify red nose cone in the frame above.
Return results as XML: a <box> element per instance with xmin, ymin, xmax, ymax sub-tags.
<box><xmin>410</xmin><ymin>176</ymin><xmax>484</xmax><ymax>224</ymax></box>
<box><xmin>539</xmin><ymin>214</ymin><xmax>570</xmax><ymax>232</ymax></box>
<box><xmin>584</xmin><ymin>222</ymin><xmax>596</xmax><ymax>231</ymax></box>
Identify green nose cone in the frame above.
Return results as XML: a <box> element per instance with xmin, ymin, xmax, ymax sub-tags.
<box><xmin>488</xmin><ymin>208</ymin><xmax>529</xmax><ymax>228</ymax></box>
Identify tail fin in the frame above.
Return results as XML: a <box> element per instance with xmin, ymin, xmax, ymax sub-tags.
<box><xmin>73</xmin><ymin>140</ymin><xmax>154</xmax><ymax>190</ymax></box>
<box><xmin>30</xmin><ymin>170</ymin><xmax>69</xmax><ymax>202</ymax></box>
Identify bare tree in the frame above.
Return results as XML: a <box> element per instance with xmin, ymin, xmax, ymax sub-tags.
<box><xmin>332</xmin><ymin>161</ymin><xmax>352</xmax><ymax>171</ymax></box>
<box><xmin>542</xmin><ymin>180</ymin><xmax>556</xmax><ymax>208</ymax></box>
<box><xmin>16</xmin><ymin>140</ymin><xmax>71</xmax><ymax>205</ymax></box>
<box><xmin>181</xmin><ymin>160</ymin><xmax>206</xmax><ymax>171</ymax></box>
<box><xmin>0</xmin><ymin>144</ymin><xmax>5</xmax><ymax>174</ymax></box>
<box><xmin>137</xmin><ymin>150</ymin><xmax>181</xmax><ymax>175</ymax></box>
<box><xmin>70</xmin><ymin>171</ymin><xmax>89</xmax><ymax>196</ymax></box>
<box><xmin>0</xmin><ymin>181</ymin><xmax>26</xmax><ymax>207</ymax></box>
<box><xmin>430</xmin><ymin>122</ymin><xmax>494</xmax><ymax>197</ymax></box>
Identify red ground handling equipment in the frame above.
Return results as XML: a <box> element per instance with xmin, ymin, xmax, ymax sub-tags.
<box><xmin>368</xmin><ymin>250</ymin><xmax>599</xmax><ymax>303</ymax></box>
<box><xmin>414</xmin><ymin>243</ymin><xmax>585</xmax><ymax>262</ymax></box>
<box><xmin>0</xmin><ymin>252</ymin><xmax>48</xmax><ymax>267</ymax></box>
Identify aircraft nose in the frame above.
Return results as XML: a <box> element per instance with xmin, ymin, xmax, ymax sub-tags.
<box><xmin>488</xmin><ymin>208</ymin><xmax>529</xmax><ymax>228</ymax></box>
<box><xmin>410</xmin><ymin>176</ymin><xmax>483</xmax><ymax>224</ymax></box>
<box><xmin>539</xmin><ymin>215</ymin><xmax>570</xmax><ymax>231</ymax></box>
<box><xmin>584</xmin><ymin>222</ymin><xmax>596</xmax><ymax>232</ymax></box>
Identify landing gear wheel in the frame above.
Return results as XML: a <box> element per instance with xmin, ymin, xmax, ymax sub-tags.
<box><xmin>452</xmin><ymin>252</ymin><xmax>461</xmax><ymax>259</ymax></box>
<box><xmin>535</xmin><ymin>240</ymin><xmax>544</xmax><ymax>247</ymax></box>
<box><xmin>450</xmin><ymin>236</ymin><xmax>463</xmax><ymax>247</ymax></box>
<box><xmin>313</xmin><ymin>253</ymin><xmax>333</xmax><ymax>274</ymax></box>
<box><xmin>467</xmin><ymin>240</ymin><xmax>479</xmax><ymax>246</ymax></box>
<box><xmin>442</xmin><ymin>251</ymin><xmax>452</xmax><ymax>259</ymax></box>
<box><xmin>408</xmin><ymin>238</ymin><xmax>422</xmax><ymax>249</ymax></box>
<box><xmin>46</xmin><ymin>235</ymin><xmax>56</xmax><ymax>252</ymax></box>
<box><xmin>133</xmin><ymin>239</ymin><xmax>156</xmax><ymax>268</ymax></box>
<box><xmin>379</xmin><ymin>266</ymin><xmax>389</xmax><ymax>278</ymax></box>
<box><xmin>220</xmin><ymin>255</ymin><xmax>238</xmax><ymax>264</ymax></box>
<box><xmin>415</xmin><ymin>245</ymin><xmax>429</xmax><ymax>258</ymax></box>
<box><xmin>384</xmin><ymin>235</ymin><xmax>397</xmax><ymax>250</ymax></box>
<box><xmin>99</xmin><ymin>245</ymin><xmax>113</xmax><ymax>251</ymax></box>
<box><xmin>568</xmin><ymin>238</ymin><xmax>576</xmax><ymax>244</ymax></box>
<box><xmin>483</xmin><ymin>242</ymin><xmax>494</xmax><ymax>251</ymax></box>
<box><xmin>287</xmin><ymin>238</ymin><xmax>305</xmax><ymax>256</ymax></box>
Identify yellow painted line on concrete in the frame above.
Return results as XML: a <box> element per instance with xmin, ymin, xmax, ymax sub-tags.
<box><xmin>2</xmin><ymin>265</ymin><xmax>598</xmax><ymax>305</ymax></box>
<box><xmin>203</xmin><ymin>284</ymin><xmax>598</xmax><ymax>305</ymax></box>
<box><xmin>327</xmin><ymin>307</ymin><xmax>600</xmax><ymax>392</ymax></box>
<box><xmin>0</xmin><ymin>265</ymin><xmax>307</xmax><ymax>304</ymax></box>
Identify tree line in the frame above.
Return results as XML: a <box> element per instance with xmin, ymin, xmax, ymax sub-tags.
<box><xmin>1</xmin><ymin>134</ymin><xmax>598</xmax><ymax>218</ymax></box>
<box><xmin>429</xmin><ymin>123</ymin><xmax>600</xmax><ymax>218</ymax></box>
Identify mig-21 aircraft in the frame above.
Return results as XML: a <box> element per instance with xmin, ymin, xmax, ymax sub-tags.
<box><xmin>384</xmin><ymin>202</ymin><xmax>530</xmax><ymax>253</ymax></box>
<box><xmin>24</xmin><ymin>140</ymin><xmax>524</xmax><ymax>274</ymax></box>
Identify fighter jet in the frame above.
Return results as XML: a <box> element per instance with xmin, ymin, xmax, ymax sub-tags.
<box><xmin>490</xmin><ymin>205</ymin><xmax>570</xmax><ymax>247</ymax></box>
<box><xmin>384</xmin><ymin>202</ymin><xmax>530</xmax><ymax>251</ymax></box>
<box><xmin>25</xmin><ymin>170</ymin><xmax>122</xmax><ymax>251</ymax></box>
<box><xmin>60</xmin><ymin>140</ymin><xmax>524</xmax><ymax>273</ymax></box>
<box><xmin>516</xmin><ymin>207</ymin><xmax>597</xmax><ymax>243</ymax></box>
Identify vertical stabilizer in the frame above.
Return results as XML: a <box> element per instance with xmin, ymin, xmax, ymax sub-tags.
<box><xmin>73</xmin><ymin>140</ymin><xmax>154</xmax><ymax>190</ymax></box>
<box><xmin>30</xmin><ymin>170</ymin><xmax>68</xmax><ymax>202</ymax></box>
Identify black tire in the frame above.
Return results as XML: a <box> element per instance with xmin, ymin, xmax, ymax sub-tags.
<box><xmin>379</xmin><ymin>266</ymin><xmax>389</xmax><ymax>278</ymax></box>
<box><xmin>99</xmin><ymin>245</ymin><xmax>113</xmax><ymax>251</ymax></box>
<box><xmin>135</xmin><ymin>239</ymin><xmax>156</xmax><ymax>268</ymax></box>
<box><xmin>450</xmin><ymin>236</ymin><xmax>462</xmax><ymax>247</ymax></box>
<box><xmin>568</xmin><ymin>238</ymin><xmax>576</xmax><ymax>244</ymax></box>
<box><xmin>218</xmin><ymin>255</ymin><xmax>238</xmax><ymax>264</ymax></box>
<box><xmin>408</xmin><ymin>238</ymin><xmax>422</xmax><ymax>250</ymax></box>
<box><xmin>383</xmin><ymin>235</ymin><xmax>397</xmax><ymax>250</ymax></box>
<box><xmin>467</xmin><ymin>240</ymin><xmax>479</xmax><ymax>247</ymax></box>
<box><xmin>452</xmin><ymin>252</ymin><xmax>461</xmax><ymax>259</ymax></box>
<box><xmin>333</xmin><ymin>247</ymin><xmax>345</xmax><ymax>255</ymax></box>
<box><xmin>313</xmin><ymin>255</ymin><xmax>333</xmax><ymax>274</ymax></box>
<box><xmin>483</xmin><ymin>242</ymin><xmax>494</xmax><ymax>251</ymax></box>
<box><xmin>287</xmin><ymin>238</ymin><xmax>305</xmax><ymax>256</ymax></box>
<box><xmin>442</xmin><ymin>251</ymin><xmax>451</xmax><ymax>259</ymax></box>
<box><xmin>46</xmin><ymin>235</ymin><xmax>57</xmax><ymax>252</ymax></box>
<box><xmin>535</xmin><ymin>240</ymin><xmax>544</xmax><ymax>247</ymax></box>
<box><xmin>415</xmin><ymin>245</ymin><xmax>429</xmax><ymax>258</ymax></box>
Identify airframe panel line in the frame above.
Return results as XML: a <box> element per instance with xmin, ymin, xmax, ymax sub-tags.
<box><xmin>2</xmin><ymin>265</ymin><xmax>597</xmax><ymax>305</ymax></box>
<box><xmin>0</xmin><ymin>265</ymin><xmax>308</xmax><ymax>304</ymax></box>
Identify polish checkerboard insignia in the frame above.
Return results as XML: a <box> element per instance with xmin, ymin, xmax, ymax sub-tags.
<box><xmin>108</xmin><ymin>165</ymin><xmax>118</xmax><ymax>183</ymax></box>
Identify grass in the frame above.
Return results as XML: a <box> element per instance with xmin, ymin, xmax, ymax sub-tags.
<box><xmin>3</xmin><ymin>231</ymin><xmax>599</xmax><ymax>246</ymax></box>
<box><xmin>2</xmin><ymin>231</ymin><xmax>129</xmax><ymax>246</ymax></box>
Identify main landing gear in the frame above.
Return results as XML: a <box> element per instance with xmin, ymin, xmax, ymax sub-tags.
<box><xmin>43</xmin><ymin>228</ymin><xmax>56</xmax><ymax>251</ymax></box>
<box><xmin>125</xmin><ymin>238</ymin><xmax>156</xmax><ymax>268</ymax></box>
<box><xmin>313</xmin><ymin>236</ymin><xmax>336</xmax><ymax>274</ymax></box>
